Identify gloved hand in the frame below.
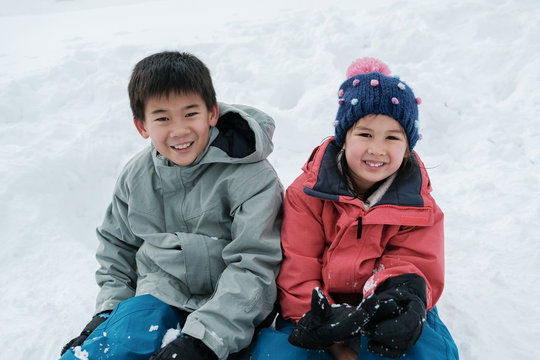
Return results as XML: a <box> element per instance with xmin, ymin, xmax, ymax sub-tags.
<box><xmin>360</xmin><ymin>273</ymin><xmax>427</xmax><ymax>358</ymax></box>
<box><xmin>149</xmin><ymin>334</ymin><xmax>217</xmax><ymax>360</ymax></box>
<box><xmin>288</xmin><ymin>288</ymin><xmax>372</xmax><ymax>349</ymax></box>
<box><xmin>60</xmin><ymin>311</ymin><xmax>111</xmax><ymax>356</ymax></box>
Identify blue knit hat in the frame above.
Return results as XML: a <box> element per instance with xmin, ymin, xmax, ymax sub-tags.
<box><xmin>334</xmin><ymin>57</ymin><xmax>422</xmax><ymax>150</ymax></box>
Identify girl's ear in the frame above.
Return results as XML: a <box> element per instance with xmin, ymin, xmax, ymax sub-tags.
<box><xmin>399</xmin><ymin>147</ymin><xmax>413</xmax><ymax>171</ymax></box>
<box><xmin>133</xmin><ymin>117</ymin><xmax>149</xmax><ymax>139</ymax></box>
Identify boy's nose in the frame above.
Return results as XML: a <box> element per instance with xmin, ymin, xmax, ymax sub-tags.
<box><xmin>169</xmin><ymin>126</ymin><xmax>190</xmax><ymax>137</ymax></box>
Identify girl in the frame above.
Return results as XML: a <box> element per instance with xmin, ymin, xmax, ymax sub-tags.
<box><xmin>252</xmin><ymin>58</ymin><xmax>458</xmax><ymax>359</ymax></box>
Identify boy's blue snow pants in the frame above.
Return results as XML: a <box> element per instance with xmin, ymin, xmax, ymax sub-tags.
<box><xmin>59</xmin><ymin>294</ymin><xmax>248</xmax><ymax>360</ymax></box>
<box><xmin>251</xmin><ymin>307</ymin><xmax>459</xmax><ymax>360</ymax></box>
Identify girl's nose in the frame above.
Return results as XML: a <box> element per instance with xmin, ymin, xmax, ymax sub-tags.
<box><xmin>367</xmin><ymin>142</ymin><xmax>385</xmax><ymax>156</ymax></box>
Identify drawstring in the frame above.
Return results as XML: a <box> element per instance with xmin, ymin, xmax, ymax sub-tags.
<box><xmin>357</xmin><ymin>217</ymin><xmax>363</xmax><ymax>239</ymax></box>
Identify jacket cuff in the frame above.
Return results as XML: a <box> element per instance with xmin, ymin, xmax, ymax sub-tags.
<box><xmin>182</xmin><ymin>317</ymin><xmax>228</xmax><ymax>360</ymax></box>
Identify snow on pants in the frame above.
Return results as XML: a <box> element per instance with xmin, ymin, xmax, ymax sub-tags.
<box><xmin>251</xmin><ymin>307</ymin><xmax>459</xmax><ymax>360</ymax></box>
<box><xmin>59</xmin><ymin>294</ymin><xmax>187</xmax><ymax>360</ymax></box>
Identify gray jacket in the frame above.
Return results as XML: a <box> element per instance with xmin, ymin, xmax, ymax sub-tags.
<box><xmin>95</xmin><ymin>103</ymin><xmax>283</xmax><ymax>359</ymax></box>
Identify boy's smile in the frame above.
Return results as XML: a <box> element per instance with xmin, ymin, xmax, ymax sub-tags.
<box><xmin>134</xmin><ymin>92</ymin><xmax>218</xmax><ymax>166</ymax></box>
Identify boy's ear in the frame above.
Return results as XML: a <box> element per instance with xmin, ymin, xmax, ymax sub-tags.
<box><xmin>209</xmin><ymin>103</ymin><xmax>219</xmax><ymax>127</ymax></box>
<box><xmin>133</xmin><ymin>117</ymin><xmax>149</xmax><ymax>139</ymax></box>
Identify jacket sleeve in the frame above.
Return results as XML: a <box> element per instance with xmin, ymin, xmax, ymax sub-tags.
<box><xmin>277</xmin><ymin>180</ymin><xmax>331</xmax><ymax>323</ymax></box>
<box><xmin>181</xmin><ymin>166</ymin><xmax>283</xmax><ymax>360</ymax></box>
<box><xmin>363</xmin><ymin>202</ymin><xmax>445</xmax><ymax>310</ymax></box>
<box><xmin>94</xmin><ymin>184</ymin><xmax>143</xmax><ymax>314</ymax></box>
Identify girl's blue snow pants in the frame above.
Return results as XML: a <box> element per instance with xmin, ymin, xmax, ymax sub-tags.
<box><xmin>251</xmin><ymin>307</ymin><xmax>459</xmax><ymax>360</ymax></box>
<box><xmin>59</xmin><ymin>294</ymin><xmax>249</xmax><ymax>360</ymax></box>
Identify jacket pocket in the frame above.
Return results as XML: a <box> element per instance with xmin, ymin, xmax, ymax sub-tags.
<box><xmin>179</xmin><ymin>234</ymin><xmax>228</xmax><ymax>295</ymax></box>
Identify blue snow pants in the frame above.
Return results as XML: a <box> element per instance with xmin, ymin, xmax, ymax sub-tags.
<box><xmin>251</xmin><ymin>307</ymin><xmax>459</xmax><ymax>360</ymax></box>
<box><xmin>59</xmin><ymin>294</ymin><xmax>248</xmax><ymax>360</ymax></box>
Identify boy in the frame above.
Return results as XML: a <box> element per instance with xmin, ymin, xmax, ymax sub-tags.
<box><xmin>59</xmin><ymin>51</ymin><xmax>283</xmax><ymax>360</ymax></box>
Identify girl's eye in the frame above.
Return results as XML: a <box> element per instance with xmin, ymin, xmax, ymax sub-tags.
<box><xmin>387</xmin><ymin>135</ymin><xmax>403</xmax><ymax>141</ymax></box>
<box><xmin>357</xmin><ymin>133</ymin><xmax>371</xmax><ymax>138</ymax></box>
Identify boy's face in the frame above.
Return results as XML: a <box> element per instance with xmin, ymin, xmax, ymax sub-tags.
<box><xmin>343</xmin><ymin>114</ymin><xmax>408</xmax><ymax>193</ymax></box>
<box><xmin>134</xmin><ymin>92</ymin><xmax>218</xmax><ymax>166</ymax></box>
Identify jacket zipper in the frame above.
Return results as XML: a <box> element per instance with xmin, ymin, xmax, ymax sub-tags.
<box><xmin>357</xmin><ymin>216</ymin><xmax>362</xmax><ymax>239</ymax></box>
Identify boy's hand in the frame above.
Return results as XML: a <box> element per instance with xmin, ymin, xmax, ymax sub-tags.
<box><xmin>288</xmin><ymin>288</ymin><xmax>372</xmax><ymax>349</ymax></box>
<box><xmin>150</xmin><ymin>335</ymin><xmax>217</xmax><ymax>360</ymax></box>
<box><xmin>360</xmin><ymin>273</ymin><xmax>427</xmax><ymax>358</ymax></box>
<box><xmin>60</xmin><ymin>312</ymin><xmax>111</xmax><ymax>356</ymax></box>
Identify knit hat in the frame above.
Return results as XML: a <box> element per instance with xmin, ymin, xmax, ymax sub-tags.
<box><xmin>333</xmin><ymin>57</ymin><xmax>421</xmax><ymax>150</ymax></box>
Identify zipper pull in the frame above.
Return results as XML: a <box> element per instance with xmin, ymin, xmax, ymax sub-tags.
<box><xmin>357</xmin><ymin>216</ymin><xmax>363</xmax><ymax>239</ymax></box>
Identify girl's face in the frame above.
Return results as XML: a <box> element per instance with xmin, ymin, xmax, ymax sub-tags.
<box><xmin>343</xmin><ymin>114</ymin><xmax>408</xmax><ymax>193</ymax></box>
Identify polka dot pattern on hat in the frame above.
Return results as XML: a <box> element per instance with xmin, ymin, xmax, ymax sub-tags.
<box><xmin>334</xmin><ymin>57</ymin><xmax>421</xmax><ymax>150</ymax></box>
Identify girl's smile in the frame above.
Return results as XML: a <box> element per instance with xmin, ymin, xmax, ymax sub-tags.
<box><xmin>343</xmin><ymin>114</ymin><xmax>408</xmax><ymax>194</ymax></box>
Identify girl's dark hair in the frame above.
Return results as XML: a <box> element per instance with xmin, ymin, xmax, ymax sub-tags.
<box><xmin>128</xmin><ymin>51</ymin><xmax>217</xmax><ymax>121</ymax></box>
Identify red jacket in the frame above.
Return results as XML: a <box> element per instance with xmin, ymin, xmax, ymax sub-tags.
<box><xmin>277</xmin><ymin>138</ymin><xmax>444</xmax><ymax>322</ymax></box>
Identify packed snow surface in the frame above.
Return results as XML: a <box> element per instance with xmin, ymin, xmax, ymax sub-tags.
<box><xmin>1</xmin><ymin>0</ymin><xmax>539</xmax><ymax>359</ymax></box>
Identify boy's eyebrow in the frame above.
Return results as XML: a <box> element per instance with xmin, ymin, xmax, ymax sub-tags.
<box><xmin>149</xmin><ymin>103</ymin><xmax>201</xmax><ymax>115</ymax></box>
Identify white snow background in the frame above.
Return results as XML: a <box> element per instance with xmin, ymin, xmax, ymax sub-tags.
<box><xmin>1</xmin><ymin>0</ymin><xmax>539</xmax><ymax>359</ymax></box>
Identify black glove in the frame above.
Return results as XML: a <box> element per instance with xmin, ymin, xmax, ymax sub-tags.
<box><xmin>60</xmin><ymin>311</ymin><xmax>111</xmax><ymax>356</ymax></box>
<box><xmin>149</xmin><ymin>334</ymin><xmax>217</xmax><ymax>360</ymax></box>
<box><xmin>288</xmin><ymin>288</ymin><xmax>373</xmax><ymax>349</ymax></box>
<box><xmin>360</xmin><ymin>273</ymin><xmax>427</xmax><ymax>358</ymax></box>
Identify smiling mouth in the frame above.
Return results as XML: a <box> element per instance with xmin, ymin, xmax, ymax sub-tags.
<box><xmin>364</xmin><ymin>160</ymin><xmax>384</xmax><ymax>167</ymax></box>
<box><xmin>172</xmin><ymin>142</ymin><xmax>193</xmax><ymax>150</ymax></box>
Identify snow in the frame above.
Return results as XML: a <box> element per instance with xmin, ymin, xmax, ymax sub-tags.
<box><xmin>149</xmin><ymin>325</ymin><xmax>159</xmax><ymax>332</ymax></box>
<box><xmin>72</xmin><ymin>346</ymin><xmax>88</xmax><ymax>360</ymax></box>
<box><xmin>161</xmin><ymin>327</ymin><xmax>181</xmax><ymax>349</ymax></box>
<box><xmin>1</xmin><ymin>0</ymin><xmax>539</xmax><ymax>359</ymax></box>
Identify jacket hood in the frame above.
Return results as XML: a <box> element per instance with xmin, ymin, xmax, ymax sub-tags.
<box><xmin>205</xmin><ymin>102</ymin><xmax>275</xmax><ymax>164</ymax></box>
<box><xmin>302</xmin><ymin>137</ymin><xmax>433</xmax><ymax>210</ymax></box>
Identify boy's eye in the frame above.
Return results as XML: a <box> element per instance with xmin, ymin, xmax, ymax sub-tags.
<box><xmin>185</xmin><ymin>112</ymin><xmax>198</xmax><ymax>118</ymax></box>
<box><xmin>155</xmin><ymin>117</ymin><xmax>169</xmax><ymax>122</ymax></box>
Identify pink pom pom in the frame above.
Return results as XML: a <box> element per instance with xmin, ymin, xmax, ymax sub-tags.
<box><xmin>391</xmin><ymin>97</ymin><xmax>399</xmax><ymax>105</ymax></box>
<box><xmin>338</xmin><ymin>98</ymin><xmax>345</xmax><ymax>105</ymax></box>
<box><xmin>370</xmin><ymin>79</ymin><xmax>379</xmax><ymax>87</ymax></box>
<box><xmin>416</xmin><ymin>97</ymin><xmax>422</xmax><ymax>105</ymax></box>
<box><xmin>352</xmin><ymin>79</ymin><xmax>360</xmax><ymax>87</ymax></box>
<box><xmin>338</xmin><ymin>89</ymin><xmax>344</xmax><ymax>96</ymax></box>
<box><xmin>346</xmin><ymin>57</ymin><xmax>391</xmax><ymax>78</ymax></box>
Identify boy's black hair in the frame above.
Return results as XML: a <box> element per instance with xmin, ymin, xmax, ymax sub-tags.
<box><xmin>128</xmin><ymin>51</ymin><xmax>217</xmax><ymax>121</ymax></box>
